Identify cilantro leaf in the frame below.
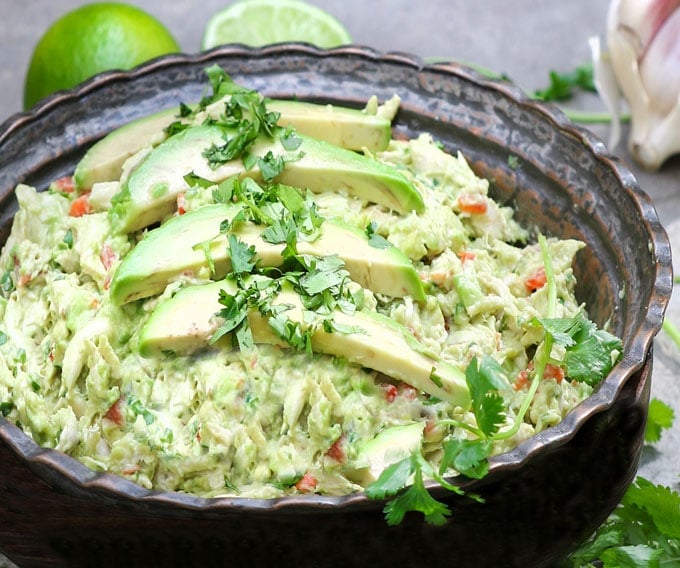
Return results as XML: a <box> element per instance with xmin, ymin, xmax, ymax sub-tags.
<box><xmin>297</xmin><ymin>255</ymin><xmax>348</xmax><ymax>296</ymax></box>
<box><xmin>365</xmin><ymin>221</ymin><xmax>392</xmax><ymax>249</ymax></box>
<box><xmin>465</xmin><ymin>356</ymin><xmax>508</xmax><ymax>437</ymax></box>
<box><xmin>183</xmin><ymin>171</ymin><xmax>217</xmax><ymax>189</ymax></box>
<box><xmin>261</xmin><ymin>215</ymin><xmax>296</xmax><ymax>245</ymax></box>
<box><xmin>257</xmin><ymin>151</ymin><xmax>287</xmax><ymax>181</ymax></box>
<box><xmin>533</xmin><ymin>63</ymin><xmax>595</xmax><ymax>102</ymax></box>
<box><xmin>564</xmin><ymin>319</ymin><xmax>622</xmax><ymax>385</ymax></box>
<box><xmin>644</xmin><ymin>398</ymin><xmax>675</xmax><ymax>444</ymax></box>
<box><xmin>267</xmin><ymin>311</ymin><xmax>312</xmax><ymax>353</ymax></box>
<box><xmin>212</xmin><ymin>289</ymin><xmax>248</xmax><ymax>342</ymax></box>
<box><xmin>276</xmin><ymin>183</ymin><xmax>306</xmax><ymax>214</ymax></box>
<box><xmin>280</xmin><ymin>126</ymin><xmax>303</xmax><ymax>150</ymax></box>
<box><xmin>365</xmin><ymin>457</ymin><xmax>413</xmax><ymax>500</ymax></box>
<box><xmin>440</xmin><ymin>438</ymin><xmax>492</xmax><ymax>479</ymax></box>
<box><xmin>598</xmin><ymin>545</ymin><xmax>664</xmax><ymax>568</ymax></box>
<box><xmin>228</xmin><ymin>234</ymin><xmax>257</xmax><ymax>276</ymax></box>
<box><xmin>321</xmin><ymin>317</ymin><xmax>364</xmax><ymax>336</ymax></box>
<box><xmin>538</xmin><ymin>317</ymin><xmax>579</xmax><ymax>348</ymax></box>
<box><xmin>564</xmin><ymin>477</ymin><xmax>680</xmax><ymax>566</ymax></box>
<box><xmin>212</xmin><ymin>177</ymin><xmax>236</xmax><ymax>203</ymax></box>
<box><xmin>369</xmin><ymin>454</ymin><xmax>451</xmax><ymax>526</ymax></box>
<box><xmin>165</xmin><ymin>120</ymin><xmax>190</xmax><ymax>136</ymax></box>
<box><xmin>622</xmin><ymin>478</ymin><xmax>680</xmax><ymax>540</ymax></box>
<box><xmin>0</xmin><ymin>401</ymin><xmax>14</xmax><ymax>417</ymax></box>
<box><xmin>204</xmin><ymin>123</ymin><xmax>260</xmax><ymax>167</ymax></box>
<box><xmin>536</xmin><ymin>314</ymin><xmax>622</xmax><ymax>386</ymax></box>
<box><xmin>234</xmin><ymin>315</ymin><xmax>254</xmax><ymax>350</ymax></box>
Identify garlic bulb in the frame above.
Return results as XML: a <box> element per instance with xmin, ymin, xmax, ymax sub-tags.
<box><xmin>599</xmin><ymin>0</ymin><xmax>680</xmax><ymax>170</ymax></box>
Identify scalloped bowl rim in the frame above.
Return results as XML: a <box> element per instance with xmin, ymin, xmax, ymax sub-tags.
<box><xmin>0</xmin><ymin>44</ymin><xmax>672</xmax><ymax>513</ymax></box>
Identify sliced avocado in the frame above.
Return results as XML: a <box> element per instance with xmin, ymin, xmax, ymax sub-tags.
<box><xmin>74</xmin><ymin>107</ymin><xmax>179</xmax><ymax>192</ymax></box>
<box><xmin>73</xmin><ymin>99</ymin><xmax>392</xmax><ymax>192</ymax></box>
<box><xmin>345</xmin><ymin>423</ymin><xmax>424</xmax><ymax>485</ymax></box>
<box><xmin>109</xmin><ymin>203</ymin><xmax>425</xmax><ymax>305</ymax></box>
<box><xmin>109</xmin><ymin>123</ymin><xmax>423</xmax><ymax>233</ymax></box>
<box><xmin>138</xmin><ymin>280</ymin><xmax>470</xmax><ymax>407</ymax></box>
<box><xmin>268</xmin><ymin>100</ymin><xmax>391</xmax><ymax>152</ymax></box>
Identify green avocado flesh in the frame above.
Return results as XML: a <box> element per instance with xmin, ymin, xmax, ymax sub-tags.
<box><xmin>74</xmin><ymin>108</ymin><xmax>174</xmax><ymax>193</ymax></box>
<box><xmin>108</xmin><ymin>123</ymin><xmax>423</xmax><ymax>233</ymax></box>
<box><xmin>73</xmin><ymin>99</ymin><xmax>392</xmax><ymax>192</ymax></box>
<box><xmin>347</xmin><ymin>422</ymin><xmax>425</xmax><ymax>485</ymax></box>
<box><xmin>138</xmin><ymin>280</ymin><xmax>470</xmax><ymax>407</ymax></box>
<box><xmin>269</xmin><ymin>99</ymin><xmax>391</xmax><ymax>152</ymax></box>
<box><xmin>109</xmin><ymin>203</ymin><xmax>425</xmax><ymax>305</ymax></box>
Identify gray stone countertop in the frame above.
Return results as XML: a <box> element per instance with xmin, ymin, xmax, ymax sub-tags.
<box><xmin>0</xmin><ymin>1</ymin><xmax>679</xmax><ymax>565</ymax></box>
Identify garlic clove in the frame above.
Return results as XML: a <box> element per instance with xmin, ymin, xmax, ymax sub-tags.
<box><xmin>630</xmin><ymin>92</ymin><xmax>680</xmax><ymax>170</ymax></box>
<box><xmin>639</xmin><ymin>7</ymin><xmax>680</xmax><ymax>116</ymax></box>
<box><xmin>615</xmin><ymin>0</ymin><xmax>680</xmax><ymax>57</ymax></box>
<box><xmin>606</xmin><ymin>0</ymin><xmax>680</xmax><ymax>169</ymax></box>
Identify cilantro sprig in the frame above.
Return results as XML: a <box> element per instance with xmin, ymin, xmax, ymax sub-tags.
<box><xmin>559</xmin><ymin>395</ymin><xmax>677</xmax><ymax>566</ymax></box>
<box><xmin>365</xmin><ymin>235</ymin><xmax>623</xmax><ymax>526</ymax></box>
<box><xmin>561</xmin><ymin>477</ymin><xmax>680</xmax><ymax>567</ymax></box>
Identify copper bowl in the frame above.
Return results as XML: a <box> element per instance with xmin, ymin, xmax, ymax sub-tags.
<box><xmin>0</xmin><ymin>45</ymin><xmax>671</xmax><ymax>568</ymax></box>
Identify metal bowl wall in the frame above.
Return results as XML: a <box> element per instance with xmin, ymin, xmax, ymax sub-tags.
<box><xmin>0</xmin><ymin>44</ymin><xmax>671</xmax><ymax>568</ymax></box>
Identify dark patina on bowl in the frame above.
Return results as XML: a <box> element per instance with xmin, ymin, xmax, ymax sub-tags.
<box><xmin>0</xmin><ymin>45</ymin><xmax>671</xmax><ymax>568</ymax></box>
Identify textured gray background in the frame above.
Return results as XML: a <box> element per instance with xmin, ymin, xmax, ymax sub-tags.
<box><xmin>1</xmin><ymin>1</ymin><xmax>679</xmax><ymax>565</ymax></box>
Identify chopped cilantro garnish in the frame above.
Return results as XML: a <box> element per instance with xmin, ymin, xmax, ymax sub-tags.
<box><xmin>0</xmin><ymin>401</ymin><xmax>14</xmax><ymax>416</ymax></box>
<box><xmin>365</xmin><ymin>221</ymin><xmax>392</xmax><ymax>249</ymax></box>
<box><xmin>280</xmin><ymin>126</ymin><xmax>303</xmax><ymax>151</ymax></box>
<box><xmin>127</xmin><ymin>396</ymin><xmax>155</xmax><ymax>425</ymax></box>
<box><xmin>227</xmin><ymin>233</ymin><xmax>257</xmax><ymax>277</ymax></box>
<box><xmin>0</xmin><ymin>270</ymin><xmax>14</xmax><ymax>294</ymax></box>
<box><xmin>62</xmin><ymin>228</ymin><xmax>74</xmax><ymax>248</ymax></box>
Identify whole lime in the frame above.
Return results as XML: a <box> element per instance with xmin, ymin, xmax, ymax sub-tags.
<box><xmin>23</xmin><ymin>2</ymin><xmax>180</xmax><ymax>109</ymax></box>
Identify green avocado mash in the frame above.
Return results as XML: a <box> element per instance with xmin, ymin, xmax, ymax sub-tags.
<box><xmin>0</xmin><ymin>73</ymin><xmax>619</xmax><ymax>501</ymax></box>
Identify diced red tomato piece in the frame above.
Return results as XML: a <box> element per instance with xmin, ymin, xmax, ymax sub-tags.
<box><xmin>544</xmin><ymin>363</ymin><xmax>565</xmax><ymax>383</ymax></box>
<box><xmin>99</xmin><ymin>243</ymin><xmax>117</xmax><ymax>291</ymax></box>
<box><xmin>513</xmin><ymin>362</ymin><xmax>565</xmax><ymax>390</ymax></box>
<box><xmin>69</xmin><ymin>193</ymin><xmax>92</xmax><ymax>217</ymax></box>
<box><xmin>103</xmin><ymin>397</ymin><xmax>125</xmax><ymax>426</ymax></box>
<box><xmin>458</xmin><ymin>250</ymin><xmax>477</xmax><ymax>263</ymax></box>
<box><xmin>53</xmin><ymin>176</ymin><xmax>75</xmax><ymax>194</ymax></box>
<box><xmin>122</xmin><ymin>465</ymin><xmax>141</xmax><ymax>475</ymax></box>
<box><xmin>325</xmin><ymin>437</ymin><xmax>346</xmax><ymax>463</ymax></box>
<box><xmin>381</xmin><ymin>383</ymin><xmax>399</xmax><ymax>403</ymax></box>
<box><xmin>177</xmin><ymin>193</ymin><xmax>187</xmax><ymax>215</ymax></box>
<box><xmin>295</xmin><ymin>472</ymin><xmax>318</xmax><ymax>493</ymax></box>
<box><xmin>99</xmin><ymin>243</ymin><xmax>117</xmax><ymax>270</ymax></box>
<box><xmin>513</xmin><ymin>369</ymin><xmax>530</xmax><ymax>391</ymax></box>
<box><xmin>457</xmin><ymin>193</ymin><xmax>488</xmax><ymax>214</ymax></box>
<box><xmin>525</xmin><ymin>267</ymin><xmax>547</xmax><ymax>292</ymax></box>
<box><xmin>399</xmin><ymin>384</ymin><xmax>417</xmax><ymax>401</ymax></box>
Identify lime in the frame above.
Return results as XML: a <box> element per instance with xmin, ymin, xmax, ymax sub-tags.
<box><xmin>23</xmin><ymin>2</ymin><xmax>180</xmax><ymax>109</ymax></box>
<box><xmin>202</xmin><ymin>0</ymin><xmax>352</xmax><ymax>50</ymax></box>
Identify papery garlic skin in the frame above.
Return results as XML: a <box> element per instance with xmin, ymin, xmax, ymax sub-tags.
<box><xmin>607</xmin><ymin>0</ymin><xmax>680</xmax><ymax>170</ymax></box>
